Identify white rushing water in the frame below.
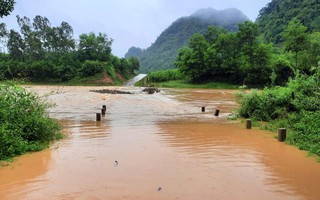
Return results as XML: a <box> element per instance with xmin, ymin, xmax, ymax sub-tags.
<box><xmin>123</xmin><ymin>74</ymin><xmax>147</xmax><ymax>86</ymax></box>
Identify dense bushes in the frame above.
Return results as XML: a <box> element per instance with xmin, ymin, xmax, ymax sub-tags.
<box><xmin>0</xmin><ymin>55</ymin><xmax>139</xmax><ymax>84</ymax></box>
<box><xmin>237</xmin><ymin>69</ymin><xmax>320</xmax><ymax>155</ymax></box>
<box><xmin>0</xmin><ymin>83</ymin><xmax>62</xmax><ymax>160</ymax></box>
<box><xmin>78</xmin><ymin>60</ymin><xmax>105</xmax><ymax>77</ymax></box>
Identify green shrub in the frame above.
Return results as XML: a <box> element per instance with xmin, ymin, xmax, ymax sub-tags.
<box><xmin>237</xmin><ymin>87</ymin><xmax>294</xmax><ymax>121</ymax></box>
<box><xmin>237</xmin><ymin>69</ymin><xmax>320</xmax><ymax>156</ymax></box>
<box><xmin>78</xmin><ymin>60</ymin><xmax>104</xmax><ymax>77</ymax></box>
<box><xmin>0</xmin><ymin>83</ymin><xmax>62</xmax><ymax>160</ymax></box>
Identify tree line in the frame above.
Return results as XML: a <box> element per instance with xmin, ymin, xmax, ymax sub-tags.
<box><xmin>0</xmin><ymin>15</ymin><xmax>139</xmax><ymax>83</ymax></box>
<box><xmin>175</xmin><ymin>20</ymin><xmax>320</xmax><ymax>86</ymax></box>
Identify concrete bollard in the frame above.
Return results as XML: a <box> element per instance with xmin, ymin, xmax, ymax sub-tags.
<box><xmin>214</xmin><ymin>109</ymin><xmax>220</xmax><ymax>116</ymax></box>
<box><xmin>278</xmin><ymin>128</ymin><xmax>287</xmax><ymax>142</ymax></box>
<box><xmin>202</xmin><ymin>107</ymin><xmax>205</xmax><ymax>112</ymax></box>
<box><xmin>101</xmin><ymin>108</ymin><xmax>106</xmax><ymax>116</ymax></box>
<box><xmin>96</xmin><ymin>113</ymin><xmax>101</xmax><ymax>121</ymax></box>
<box><xmin>246</xmin><ymin>119</ymin><xmax>252</xmax><ymax>129</ymax></box>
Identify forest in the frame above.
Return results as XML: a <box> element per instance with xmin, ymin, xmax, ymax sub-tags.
<box><xmin>0</xmin><ymin>15</ymin><xmax>139</xmax><ymax>84</ymax></box>
<box><xmin>174</xmin><ymin>20</ymin><xmax>320</xmax><ymax>86</ymax></box>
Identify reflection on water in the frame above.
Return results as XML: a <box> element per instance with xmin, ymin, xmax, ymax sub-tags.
<box><xmin>0</xmin><ymin>86</ymin><xmax>319</xmax><ymax>200</ymax></box>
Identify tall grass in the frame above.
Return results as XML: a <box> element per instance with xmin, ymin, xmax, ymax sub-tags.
<box><xmin>0</xmin><ymin>83</ymin><xmax>62</xmax><ymax>160</ymax></box>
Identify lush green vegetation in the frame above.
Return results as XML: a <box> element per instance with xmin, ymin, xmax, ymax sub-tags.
<box><xmin>257</xmin><ymin>0</ymin><xmax>320</xmax><ymax>44</ymax></box>
<box><xmin>0</xmin><ymin>83</ymin><xmax>62</xmax><ymax>160</ymax></box>
<box><xmin>0</xmin><ymin>15</ymin><xmax>139</xmax><ymax>85</ymax></box>
<box><xmin>146</xmin><ymin>69</ymin><xmax>184</xmax><ymax>83</ymax></box>
<box><xmin>174</xmin><ymin>19</ymin><xmax>319</xmax><ymax>86</ymax></box>
<box><xmin>237</xmin><ymin>69</ymin><xmax>320</xmax><ymax>156</ymax></box>
<box><xmin>235</xmin><ymin>1</ymin><xmax>320</xmax><ymax>156</ymax></box>
<box><xmin>125</xmin><ymin>8</ymin><xmax>248</xmax><ymax>73</ymax></box>
<box><xmin>138</xmin><ymin>1</ymin><xmax>320</xmax><ymax>157</ymax></box>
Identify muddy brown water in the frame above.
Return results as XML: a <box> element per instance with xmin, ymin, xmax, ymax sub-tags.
<box><xmin>0</xmin><ymin>86</ymin><xmax>320</xmax><ymax>200</ymax></box>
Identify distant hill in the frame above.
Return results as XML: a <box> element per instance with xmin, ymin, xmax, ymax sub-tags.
<box><xmin>256</xmin><ymin>0</ymin><xmax>320</xmax><ymax>44</ymax></box>
<box><xmin>125</xmin><ymin>8</ymin><xmax>248</xmax><ymax>73</ymax></box>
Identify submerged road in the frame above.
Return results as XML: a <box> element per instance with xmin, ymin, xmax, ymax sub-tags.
<box><xmin>0</xmin><ymin>85</ymin><xmax>319</xmax><ymax>200</ymax></box>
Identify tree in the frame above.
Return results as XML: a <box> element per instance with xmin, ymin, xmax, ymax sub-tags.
<box><xmin>33</xmin><ymin>15</ymin><xmax>51</xmax><ymax>51</ymax></box>
<box><xmin>237</xmin><ymin>21</ymin><xmax>259</xmax><ymax>67</ymax></box>
<box><xmin>7</xmin><ymin>29</ymin><xmax>24</xmax><ymax>60</ymax></box>
<box><xmin>126</xmin><ymin>57</ymin><xmax>140</xmax><ymax>72</ymax></box>
<box><xmin>175</xmin><ymin>47</ymin><xmax>193</xmax><ymax>77</ymax></box>
<box><xmin>283</xmin><ymin>19</ymin><xmax>308</xmax><ymax>69</ymax></box>
<box><xmin>204</xmin><ymin>26</ymin><xmax>226</xmax><ymax>44</ymax></box>
<box><xmin>176</xmin><ymin>33</ymin><xmax>210</xmax><ymax>80</ymax></box>
<box><xmin>300</xmin><ymin>31</ymin><xmax>320</xmax><ymax>72</ymax></box>
<box><xmin>0</xmin><ymin>23</ymin><xmax>8</xmax><ymax>52</ymax></box>
<box><xmin>16</xmin><ymin>15</ymin><xmax>44</xmax><ymax>61</ymax></box>
<box><xmin>0</xmin><ymin>0</ymin><xmax>15</xmax><ymax>18</ymax></box>
<box><xmin>78</xmin><ymin>32</ymin><xmax>113</xmax><ymax>62</ymax></box>
<box><xmin>55</xmin><ymin>22</ymin><xmax>75</xmax><ymax>52</ymax></box>
<box><xmin>215</xmin><ymin>32</ymin><xmax>242</xmax><ymax>81</ymax></box>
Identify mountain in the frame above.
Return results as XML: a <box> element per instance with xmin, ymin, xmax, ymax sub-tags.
<box><xmin>256</xmin><ymin>0</ymin><xmax>320</xmax><ymax>44</ymax></box>
<box><xmin>125</xmin><ymin>8</ymin><xmax>248</xmax><ymax>73</ymax></box>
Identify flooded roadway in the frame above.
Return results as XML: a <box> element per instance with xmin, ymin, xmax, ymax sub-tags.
<box><xmin>0</xmin><ymin>86</ymin><xmax>320</xmax><ymax>200</ymax></box>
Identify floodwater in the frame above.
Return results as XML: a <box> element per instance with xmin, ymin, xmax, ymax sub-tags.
<box><xmin>0</xmin><ymin>85</ymin><xmax>320</xmax><ymax>200</ymax></box>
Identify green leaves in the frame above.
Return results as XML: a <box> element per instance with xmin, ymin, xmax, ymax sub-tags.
<box><xmin>175</xmin><ymin>22</ymin><xmax>275</xmax><ymax>85</ymax></box>
<box><xmin>0</xmin><ymin>0</ymin><xmax>15</xmax><ymax>18</ymax></box>
<box><xmin>78</xmin><ymin>32</ymin><xmax>113</xmax><ymax>62</ymax></box>
<box><xmin>0</xmin><ymin>84</ymin><xmax>61</xmax><ymax>160</ymax></box>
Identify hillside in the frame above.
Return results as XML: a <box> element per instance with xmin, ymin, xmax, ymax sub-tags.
<box><xmin>256</xmin><ymin>0</ymin><xmax>320</xmax><ymax>44</ymax></box>
<box><xmin>125</xmin><ymin>8</ymin><xmax>248</xmax><ymax>73</ymax></box>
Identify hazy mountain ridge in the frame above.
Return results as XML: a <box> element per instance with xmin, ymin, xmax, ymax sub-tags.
<box><xmin>125</xmin><ymin>8</ymin><xmax>248</xmax><ymax>73</ymax></box>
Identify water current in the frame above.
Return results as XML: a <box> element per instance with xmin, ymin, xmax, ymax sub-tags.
<box><xmin>0</xmin><ymin>84</ymin><xmax>319</xmax><ymax>200</ymax></box>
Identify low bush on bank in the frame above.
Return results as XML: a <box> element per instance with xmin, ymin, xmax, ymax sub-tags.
<box><xmin>147</xmin><ymin>69</ymin><xmax>184</xmax><ymax>83</ymax></box>
<box><xmin>0</xmin><ymin>83</ymin><xmax>62</xmax><ymax>160</ymax></box>
<box><xmin>237</xmin><ymin>69</ymin><xmax>320</xmax><ymax>156</ymax></box>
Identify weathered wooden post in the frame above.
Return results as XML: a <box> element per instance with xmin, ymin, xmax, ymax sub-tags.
<box><xmin>246</xmin><ymin>119</ymin><xmax>252</xmax><ymax>129</ymax></box>
<box><xmin>202</xmin><ymin>107</ymin><xmax>205</xmax><ymax>112</ymax></box>
<box><xmin>214</xmin><ymin>109</ymin><xmax>220</xmax><ymax>116</ymax></box>
<box><xmin>278</xmin><ymin>128</ymin><xmax>287</xmax><ymax>142</ymax></box>
<box><xmin>101</xmin><ymin>108</ymin><xmax>106</xmax><ymax>116</ymax></box>
<box><xmin>96</xmin><ymin>113</ymin><xmax>101</xmax><ymax>121</ymax></box>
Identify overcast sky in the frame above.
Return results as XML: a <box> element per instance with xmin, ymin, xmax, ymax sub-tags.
<box><xmin>2</xmin><ymin>0</ymin><xmax>271</xmax><ymax>57</ymax></box>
